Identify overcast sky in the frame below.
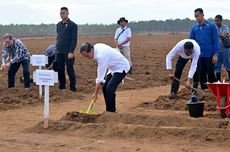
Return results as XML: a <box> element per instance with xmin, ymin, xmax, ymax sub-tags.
<box><xmin>0</xmin><ymin>0</ymin><xmax>230</xmax><ymax>25</ymax></box>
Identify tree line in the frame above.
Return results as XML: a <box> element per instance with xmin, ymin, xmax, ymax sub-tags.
<box><xmin>1</xmin><ymin>18</ymin><xmax>230</xmax><ymax>37</ymax></box>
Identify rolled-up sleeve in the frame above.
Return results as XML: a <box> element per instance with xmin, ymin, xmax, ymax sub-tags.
<box><xmin>166</xmin><ymin>43</ymin><xmax>179</xmax><ymax>70</ymax></box>
<box><xmin>1</xmin><ymin>45</ymin><xmax>8</xmax><ymax>64</ymax></box>
<box><xmin>127</xmin><ymin>28</ymin><xmax>132</xmax><ymax>38</ymax></box>
<box><xmin>114</xmin><ymin>29</ymin><xmax>119</xmax><ymax>40</ymax></box>
<box><xmin>96</xmin><ymin>58</ymin><xmax>108</xmax><ymax>84</ymax></box>
<box><xmin>188</xmin><ymin>47</ymin><xmax>200</xmax><ymax>78</ymax></box>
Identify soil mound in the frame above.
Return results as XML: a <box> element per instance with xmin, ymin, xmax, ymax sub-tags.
<box><xmin>0</xmin><ymin>85</ymin><xmax>84</xmax><ymax>110</ymax></box>
<box><xmin>28</xmin><ymin>111</ymin><xmax>230</xmax><ymax>142</ymax></box>
<box><xmin>136</xmin><ymin>88</ymin><xmax>218</xmax><ymax>111</ymax></box>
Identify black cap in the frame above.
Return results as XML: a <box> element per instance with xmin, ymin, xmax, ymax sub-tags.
<box><xmin>117</xmin><ymin>17</ymin><xmax>128</xmax><ymax>25</ymax></box>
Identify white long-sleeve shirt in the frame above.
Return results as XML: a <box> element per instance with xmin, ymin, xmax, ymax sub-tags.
<box><xmin>94</xmin><ymin>43</ymin><xmax>130</xmax><ymax>83</ymax></box>
<box><xmin>166</xmin><ymin>39</ymin><xmax>200</xmax><ymax>78</ymax></box>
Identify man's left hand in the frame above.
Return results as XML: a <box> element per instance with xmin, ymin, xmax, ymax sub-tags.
<box><xmin>212</xmin><ymin>54</ymin><xmax>218</xmax><ymax>64</ymax></box>
<box><xmin>186</xmin><ymin>78</ymin><xmax>192</xmax><ymax>88</ymax></box>
<box><xmin>68</xmin><ymin>53</ymin><xmax>74</xmax><ymax>59</ymax></box>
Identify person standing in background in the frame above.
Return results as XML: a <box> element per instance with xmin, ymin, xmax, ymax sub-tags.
<box><xmin>114</xmin><ymin>17</ymin><xmax>133</xmax><ymax>77</ymax></box>
<box><xmin>56</xmin><ymin>7</ymin><xmax>78</xmax><ymax>92</ymax></box>
<box><xmin>214</xmin><ymin>15</ymin><xmax>230</xmax><ymax>81</ymax></box>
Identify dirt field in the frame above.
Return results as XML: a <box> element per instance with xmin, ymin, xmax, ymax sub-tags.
<box><xmin>0</xmin><ymin>33</ymin><xmax>230</xmax><ymax>152</ymax></box>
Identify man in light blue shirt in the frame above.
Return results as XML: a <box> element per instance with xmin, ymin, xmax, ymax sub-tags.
<box><xmin>214</xmin><ymin>15</ymin><xmax>230</xmax><ymax>81</ymax></box>
<box><xmin>189</xmin><ymin>8</ymin><xmax>219</xmax><ymax>94</ymax></box>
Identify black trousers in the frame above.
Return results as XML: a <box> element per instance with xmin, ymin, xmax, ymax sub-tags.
<box><xmin>55</xmin><ymin>53</ymin><xmax>76</xmax><ymax>91</ymax></box>
<box><xmin>193</xmin><ymin>57</ymin><xmax>216</xmax><ymax>90</ymax></box>
<box><xmin>8</xmin><ymin>60</ymin><xmax>30</xmax><ymax>88</ymax></box>
<box><xmin>102</xmin><ymin>72</ymin><xmax>126</xmax><ymax>112</ymax></box>
<box><xmin>171</xmin><ymin>56</ymin><xmax>189</xmax><ymax>94</ymax></box>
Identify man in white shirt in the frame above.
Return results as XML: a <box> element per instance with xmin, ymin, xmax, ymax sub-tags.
<box><xmin>80</xmin><ymin>42</ymin><xmax>130</xmax><ymax>112</ymax></box>
<box><xmin>114</xmin><ymin>17</ymin><xmax>133</xmax><ymax>74</ymax></box>
<box><xmin>166</xmin><ymin>39</ymin><xmax>200</xmax><ymax>98</ymax></box>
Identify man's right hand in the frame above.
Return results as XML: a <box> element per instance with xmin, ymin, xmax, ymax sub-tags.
<box><xmin>1</xmin><ymin>63</ymin><xmax>6</xmax><ymax>69</ymax></box>
<box><xmin>168</xmin><ymin>70</ymin><xmax>174</xmax><ymax>80</ymax></box>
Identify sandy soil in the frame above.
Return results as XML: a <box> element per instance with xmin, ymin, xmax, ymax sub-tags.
<box><xmin>0</xmin><ymin>34</ymin><xmax>230</xmax><ymax>152</ymax></box>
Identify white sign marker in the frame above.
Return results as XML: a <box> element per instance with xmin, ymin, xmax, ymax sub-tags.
<box><xmin>31</xmin><ymin>55</ymin><xmax>48</xmax><ymax>66</ymax></box>
<box><xmin>33</xmin><ymin>69</ymin><xmax>58</xmax><ymax>128</ymax></box>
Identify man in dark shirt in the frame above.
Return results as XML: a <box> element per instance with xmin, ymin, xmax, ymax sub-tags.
<box><xmin>56</xmin><ymin>7</ymin><xmax>78</xmax><ymax>92</ymax></box>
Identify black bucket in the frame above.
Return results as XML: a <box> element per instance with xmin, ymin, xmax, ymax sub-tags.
<box><xmin>187</xmin><ymin>102</ymin><xmax>204</xmax><ymax>118</ymax></box>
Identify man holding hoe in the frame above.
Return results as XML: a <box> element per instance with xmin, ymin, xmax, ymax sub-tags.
<box><xmin>166</xmin><ymin>39</ymin><xmax>200</xmax><ymax>98</ymax></box>
<box><xmin>80</xmin><ymin>42</ymin><xmax>130</xmax><ymax>112</ymax></box>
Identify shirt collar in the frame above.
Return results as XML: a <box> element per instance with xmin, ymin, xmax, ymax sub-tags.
<box><xmin>197</xmin><ymin>20</ymin><xmax>209</xmax><ymax>27</ymax></box>
<box><xmin>120</xmin><ymin>26</ymin><xmax>127</xmax><ymax>29</ymax></box>
<box><xmin>62</xmin><ymin>18</ymin><xmax>70</xmax><ymax>24</ymax></box>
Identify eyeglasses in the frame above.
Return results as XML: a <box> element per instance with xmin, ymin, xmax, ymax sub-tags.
<box><xmin>215</xmin><ymin>20</ymin><xmax>220</xmax><ymax>22</ymax></box>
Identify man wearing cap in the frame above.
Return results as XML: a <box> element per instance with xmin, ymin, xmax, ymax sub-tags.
<box><xmin>114</xmin><ymin>17</ymin><xmax>133</xmax><ymax>75</ymax></box>
<box><xmin>1</xmin><ymin>33</ymin><xmax>30</xmax><ymax>91</ymax></box>
<box><xmin>166</xmin><ymin>39</ymin><xmax>200</xmax><ymax>98</ymax></box>
<box><xmin>80</xmin><ymin>42</ymin><xmax>130</xmax><ymax>112</ymax></box>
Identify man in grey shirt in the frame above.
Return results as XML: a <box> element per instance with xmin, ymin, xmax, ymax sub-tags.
<box><xmin>214</xmin><ymin>15</ymin><xmax>230</xmax><ymax>81</ymax></box>
<box><xmin>43</xmin><ymin>44</ymin><xmax>56</xmax><ymax>69</ymax></box>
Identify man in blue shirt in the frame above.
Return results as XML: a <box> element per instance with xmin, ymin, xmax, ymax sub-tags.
<box><xmin>189</xmin><ymin>8</ymin><xmax>219</xmax><ymax>94</ymax></box>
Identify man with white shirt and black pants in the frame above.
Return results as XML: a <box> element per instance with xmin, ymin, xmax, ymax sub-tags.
<box><xmin>80</xmin><ymin>42</ymin><xmax>130</xmax><ymax>112</ymax></box>
<box><xmin>166</xmin><ymin>39</ymin><xmax>200</xmax><ymax>98</ymax></box>
<box><xmin>114</xmin><ymin>17</ymin><xmax>133</xmax><ymax>75</ymax></box>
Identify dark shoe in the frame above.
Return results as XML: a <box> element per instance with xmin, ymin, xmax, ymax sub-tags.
<box><xmin>59</xmin><ymin>86</ymin><xmax>66</xmax><ymax>90</ymax></box>
<box><xmin>169</xmin><ymin>92</ymin><xmax>178</xmax><ymax>99</ymax></box>
<box><xmin>24</xmin><ymin>88</ymin><xmax>29</xmax><ymax>95</ymax></box>
<box><xmin>70</xmin><ymin>88</ymin><xmax>76</xmax><ymax>92</ymax></box>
